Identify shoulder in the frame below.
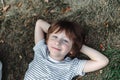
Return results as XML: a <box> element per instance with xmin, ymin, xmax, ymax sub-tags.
<box><xmin>33</xmin><ymin>39</ymin><xmax>47</xmax><ymax>51</ymax></box>
<box><xmin>66</xmin><ymin>58</ymin><xmax>87</xmax><ymax>76</ymax></box>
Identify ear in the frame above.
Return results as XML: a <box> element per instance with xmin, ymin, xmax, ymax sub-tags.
<box><xmin>69</xmin><ymin>51</ymin><xmax>73</xmax><ymax>55</ymax></box>
<box><xmin>69</xmin><ymin>51</ymin><xmax>75</xmax><ymax>58</ymax></box>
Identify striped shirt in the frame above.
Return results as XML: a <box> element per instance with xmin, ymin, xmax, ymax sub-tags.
<box><xmin>24</xmin><ymin>39</ymin><xmax>87</xmax><ymax>80</ymax></box>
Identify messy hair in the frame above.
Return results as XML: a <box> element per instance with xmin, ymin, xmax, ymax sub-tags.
<box><xmin>46</xmin><ymin>20</ymin><xmax>85</xmax><ymax>59</ymax></box>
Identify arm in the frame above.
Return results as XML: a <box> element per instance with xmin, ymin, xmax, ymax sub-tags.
<box><xmin>34</xmin><ymin>19</ymin><xmax>50</xmax><ymax>44</ymax></box>
<box><xmin>80</xmin><ymin>45</ymin><xmax>109</xmax><ymax>73</ymax></box>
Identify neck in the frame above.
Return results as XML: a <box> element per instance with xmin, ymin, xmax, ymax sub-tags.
<box><xmin>49</xmin><ymin>54</ymin><xmax>64</xmax><ymax>61</ymax></box>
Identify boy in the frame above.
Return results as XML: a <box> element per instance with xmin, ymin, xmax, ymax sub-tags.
<box><xmin>24</xmin><ymin>19</ymin><xmax>109</xmax><ymax>80</ymax></box>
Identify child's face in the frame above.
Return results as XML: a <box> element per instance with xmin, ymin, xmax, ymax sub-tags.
<box><xmin>47</xmin><ymin>30</ymin><xmax>73</xmax><ymax>60</ymax></box>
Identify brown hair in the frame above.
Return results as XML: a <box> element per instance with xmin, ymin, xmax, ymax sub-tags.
<box><xmin>46</xmin><ymin>20</ymin><xmax>85</xmax><ymax>58</ymax></box>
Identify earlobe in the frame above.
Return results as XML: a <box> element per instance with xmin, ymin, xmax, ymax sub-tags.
<box><xmin>69</xmin><ymin>51</ymin><xmax>76</xmax><ymax>58</ymax></box>
<box><xmin>70</xmin><ymin>51</ymin><xmax>73</xmax><ymax>55</ymax></box>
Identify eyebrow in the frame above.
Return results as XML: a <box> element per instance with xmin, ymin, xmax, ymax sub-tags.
<box><xmin>51</xmin><ymin>33</ymin><xmax>70</xmax><ymax>40</ymax></box>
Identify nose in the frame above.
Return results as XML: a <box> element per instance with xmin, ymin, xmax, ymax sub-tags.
<box><xmin>55</xmin><ymin>39</ymin><xmax>61</xmax><ymax>45</ymax></box>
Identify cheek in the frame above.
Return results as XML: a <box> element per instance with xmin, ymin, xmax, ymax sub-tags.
<box><xmin>62</xmin><ymin>44</ymin><xmax>72</xmax><ymax>52</ymax></box>
<box><xmin>47</xmin><ymin>39</ymin><xmax>54</xmax><ymax>47</ymax></box>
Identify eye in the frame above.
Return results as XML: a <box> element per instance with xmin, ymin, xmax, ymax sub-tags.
<box><xmin>63</xmin><ymin>39</ymin><xmax>69</xmax><ymax>43</ymax></box>
<box><xmin>52</xmin><ymin>35</ymin><xmax>57</xmax><ymax>39</ymax></box>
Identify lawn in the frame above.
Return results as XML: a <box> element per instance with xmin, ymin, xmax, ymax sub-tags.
<box><xmin>0</xmin><ymin>0</ymin><xmax>120</xmax><ymax>80</ymax></box>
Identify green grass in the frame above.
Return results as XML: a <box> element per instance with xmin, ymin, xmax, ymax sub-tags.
<box><xmin>82</xmin><ymin>46</ymin><xmax>120</xmax><ymax>80</ymax></box>
<box><xmin>102</xmin><ymin>46</ymin><xmax>120</xmax><ymax>80</ymax></box>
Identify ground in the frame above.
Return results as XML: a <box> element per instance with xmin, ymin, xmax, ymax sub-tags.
<box><xmin>0</xmin><ymin>0</ymin><xmax>120</xmax><ymax>80</ymax></box>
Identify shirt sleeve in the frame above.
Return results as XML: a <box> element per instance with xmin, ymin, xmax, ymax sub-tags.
<box><xmin>73</xmin><ymin>58</ymin><xmax>87</xmax><ymax>76</ymax></box>
<box><xmin>33</xmin><ymin>39</ymin><xmax>48</xmax><ymax>58</ymax></box>
<box><xmin>76</xmin><ymin>60</ymin><xmax>87</xmax><ymax>76</ymax></box>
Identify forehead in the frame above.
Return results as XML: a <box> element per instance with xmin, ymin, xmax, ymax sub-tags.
<box><xmin>51</xmin><ymin>30</ymin><xmax>70</xmax><ymax>39</ymax></box>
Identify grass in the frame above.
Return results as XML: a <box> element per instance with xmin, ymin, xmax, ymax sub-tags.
<box><xmin>102</xmin><ymin>46</ymin><xmax>120</xmax><ymax>80</ymax></box>
<box><xmin>82</xmin><ymin>46</ymin><xmax>120</xmax><ymax>80</ymax></box>
<box><xmin>0</xmin><ymin>0</ymin><xmax>120</xmax><ymax>80</ymax></box>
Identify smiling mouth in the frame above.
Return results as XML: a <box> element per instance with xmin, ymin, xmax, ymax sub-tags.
<box><xmin>51</xmin><ymin>47</ymin><xmax>61</xmax><ymax>51</ymax></box>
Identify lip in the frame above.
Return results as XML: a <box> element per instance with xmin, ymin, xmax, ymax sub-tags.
<box><xmin>51</xmin><ymin>47</ymin><xmax>61</xmax><ymax>51</ymax></box>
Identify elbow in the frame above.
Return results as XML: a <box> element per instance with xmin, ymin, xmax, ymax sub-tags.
<box><xmin>36</xmin><ymin>19</ymin><xmax>44</xmax><ymax>25</ymax></box>
<box><xmin>105</xmin><ymin>57</ymin><xmax>109</xmax><ymax>66</ymax></box>
<box><xmin>101</xmin><ymin>57</ymin><xmax>109</xmax><ymax>67</ymax></box>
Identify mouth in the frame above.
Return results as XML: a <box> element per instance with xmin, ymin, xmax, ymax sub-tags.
<box><xmin>51</xmin><ymin>47</ymin><xmax>61</xmax><ymax>51</ymax></box>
